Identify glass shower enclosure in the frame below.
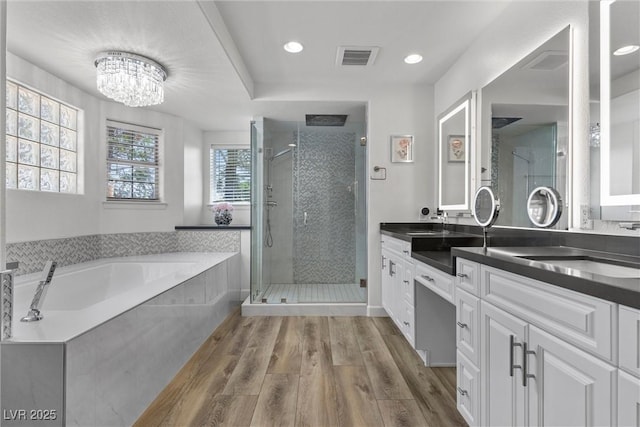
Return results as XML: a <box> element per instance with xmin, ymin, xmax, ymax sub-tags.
<box><xmin>250</xmin><ymin>117</ymin><xmax>367</xmax><ymax>304</ymax></box>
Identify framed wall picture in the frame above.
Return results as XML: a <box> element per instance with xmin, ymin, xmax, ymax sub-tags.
<box><xmin>390</xmin><ymin>135</ymin><xmax>414</xmax><ymax>163</ymax></box>
<box><xmin>447</xmin><ymin>135</ymin><xmax>465</xmax><ymax>162</ymax></box>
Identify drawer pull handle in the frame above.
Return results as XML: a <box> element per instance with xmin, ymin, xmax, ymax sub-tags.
<box><xmin>523</xmin><ymin>342</ymin><xmax>536</xmax><ymax>387</ymax></box>
<box><xmin>457</xmin><ymin>273</ymin><xmax>469</xmax><ymax>279</ymax></box>
<box><xmin>403</xmin><ymin>250</ymin><xmax>410</xmax><ymax>254</ymax></box>
<box><xmin>403</xmin><ymin>321</ymin><xmax>410</xmax><ymax>326</ymax></box>
<box><xmin>381</xmin><ymin>255</ymin><xmax>387</xmax><ymax>269</ymax></box>
<box><xmin>421</xmin><ymin>275</ymin><xmax>435</xmax><ymax>282</ymax></box>
<box><xmin>510</xmin><ymin>335</ymin><xmax>522</xmax><ymax>378</ymax></box>
<box><xmin>389</xmin><ymin>261</ymin><xmax>396</xmax><ymax>277</ymax></box>
<box><xmin>403</xmin><ymin>280</ymin><xmax>410</xmax><ymax>284</ymax></box>
<box><xmin>456</xmin><ymin>321</ymin><xmax>468</xmax><ymax>329</ymax></box>
<box><xmin>457</xmin><ymin>387</ymin><xmax>468</xmax><ymax>396</ymax></box>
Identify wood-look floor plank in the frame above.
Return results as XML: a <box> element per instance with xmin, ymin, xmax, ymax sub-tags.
<box><xmin>223</xmin><ymin>316</ymin><xmax>283</xmax><ymax>395</ymax></box>
<box><xmin>194</xmin><ymin>394</ymin><xmax>258</xmax><ymax>427</ymax></box>
<box><xmin>296</xmin><ymin>317</ymin><xmax>339</xmax><ymax>427</ymax></box>
<box><xmin>328</xmin><ymin>316</ymin><xmax>363</xmax><ymax>366</ymax></box>
<box><xmin>137</xmin><ymin>312</ymin><xmax>464</xmax><ymax>427</ymax></box>
<box><xmin>433</xmin><ymin>367</ymin><xmax>458</xmax><ymax>402</ymax></box>
<box><xmin>268</xmin><ymin>316</ymin><xmax>303</xmax><ymax>374</ymax></box>
<box><xmin>333</xmin><ymin>365</ymin><xmax>384</xmax><ymax>427</ymax></box>
<box><xmin>377</xmin><ymin>399</ymin><xmax>430</xmax><ymax>427</ymax></box>
<box><xmin>383</xmin><ymin>334</ymin><xmax>467</xmax><ymax>427</ymax></box>
<box><xmin>353</xmin><ymin>317</ymin><xmax>413</xmax><ymax>399</ymax></box>
<box><xmin>250</xmin><ymin>374</ymin><xmax>299</xmax><ymax>427</ymax></box>
<box><xmin>372</xmin><ymin>315</ymin><xmax>402</xmax><ymax>336</ymax></box>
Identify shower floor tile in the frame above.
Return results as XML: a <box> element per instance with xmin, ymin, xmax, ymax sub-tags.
<box><xmin>259</xmin><ymin>283</ymin><xmax>366</xmax><ymax>304</ymax></box>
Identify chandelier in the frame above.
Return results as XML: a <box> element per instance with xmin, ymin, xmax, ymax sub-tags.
<box><xmin>95</xmin><ymin>51</ymin><xmax>167</xmax><ymax>107</ymax></box>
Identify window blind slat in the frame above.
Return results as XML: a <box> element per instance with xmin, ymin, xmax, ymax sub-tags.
<box><xmin>210</xmin><ymin>146</ymin><xmax>251</xmax><ymax>203</ymax></box>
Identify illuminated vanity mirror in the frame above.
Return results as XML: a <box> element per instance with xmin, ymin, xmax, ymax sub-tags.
<box><xmin>438</xmin><ymin>91</ymin><xmax>474</xmax><ymax>211</ymax></box>
<box><xmin>480</xmin><ymin>27</ymin><xmax>570</xmax><ymax>229</ymax></box>
<box><xmin>589</xmin><ymin>0</ymin><xmax>640</xmax><ymax>219</ymax></box>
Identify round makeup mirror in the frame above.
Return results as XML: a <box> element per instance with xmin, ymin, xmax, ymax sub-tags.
<box><xmin>472</xmin><ymin>186</ymin><xmax>500</xmax><ymax>227</ymax></box>
<box><xmin>527</xmin><ymin>186</ymin><xmax>562</xmax><ymax>228</ymax></box>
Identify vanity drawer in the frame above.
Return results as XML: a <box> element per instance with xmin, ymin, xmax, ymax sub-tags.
<box><xmin>456</xmin><ymin>258</ymin><xmax>480</xmax><ymax>296</ymax></box>
<box><xmin>380</xmin><ymin>235</ymin><xmax>410</xmax><ymax>256</ymax></box>
<box><xmin>481</xmin><ymin>265</ymin><xmax>616</xmax><ymax>361</ymax></box>
<box><xmin>457</xmin><ymin>350</ymin><xmax>480</xmax><ymax>427</ymax></box>
<box><xmin>402</xmin><ymin>300</ymin><xmax>416</xmax><ymax>346</ymax></box>
<box><xmin>415</xmin><ymin>261</ymin><xmax>455</xmax><ymax>304</ymax></box>
<box><xmin>456</xmin><ymin>288</ymin><xmax>480</xmax><ymax>366</ymax></box>
<box><xmin>619</xmin><ymin>305</ymin><xmax>640</xmax><ymax>376</ymax></box>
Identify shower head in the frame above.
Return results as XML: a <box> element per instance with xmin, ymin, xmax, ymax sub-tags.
<box><xmin>270</xmin><ymin>148</ymin><xmax>293</xmax><ymax>160</ymax></box>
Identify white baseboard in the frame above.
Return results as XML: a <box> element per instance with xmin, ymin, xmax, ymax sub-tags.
<box><xmin>367</xmin><ymin>305</ymin><xmax>388</xmax><ymax>317</ymax></box>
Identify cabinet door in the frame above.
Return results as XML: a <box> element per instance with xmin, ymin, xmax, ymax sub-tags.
<box><xmin>481</xmin><ymin>301</ymin><xmax>528</xmax><ymax>427</ymax></box>
<box><xmin>618</xmin><ymin>369</ymin><xmax>640</xmax><ymax>427</ymax></box>
<box><xmin>528</xmin><ymin>325</ymin><xmax>616</xmax><ymax>427</ymax></box>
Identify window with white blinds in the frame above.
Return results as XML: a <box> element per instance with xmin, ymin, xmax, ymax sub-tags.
<box><xmin>210</xmin><ymin>146</ymin><xmax>251</xmax><ymax>203</ymax></box>
<box><xmin>106</xmin><ymin>120</ymin><xmax>161</xmax><ymax>201</ymax></box>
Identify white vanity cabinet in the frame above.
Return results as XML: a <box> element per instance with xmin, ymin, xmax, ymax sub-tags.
<box><xmin>456</xmin><ymin>257</ymin><xmax>626</xmax><ymax>427</ymax></box>
<box><xmin>380</xmin><ymin>235</ymin><xmax>415</xmax><ymax>345</ymax></box>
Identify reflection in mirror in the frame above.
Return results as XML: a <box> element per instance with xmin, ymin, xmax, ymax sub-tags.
<box><xmin>438</xmin><ymin>92</ymin><xmax>474</xmax><ymax>211</ymax></box>
<box><xmin>594</xmin><ymin>0</ymin><xmax>640</xmax><ymax>215</ymax></box>
<box><xmin>472</xmin><ymin>186</ymin><xmax>500</xmax><ymax>228</ymax></box>
<box><xmin>480</xmin><ymin>27</ymin><xmax>570</xmax><ymax>229</ymax></box>
<box><xmin>527</xmin><ymin>186</ymin><xmax>563</xmax><ymax>228</ymax></box>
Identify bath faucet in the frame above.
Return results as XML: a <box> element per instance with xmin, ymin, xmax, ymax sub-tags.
<box><xmin>21</xmin><ymin>261</ymin><xmax>57</xmax><ymax>322</ymax></box>
<box><xmin>431</xmin><ymin>209</ymin><xmax>448</xmax><ymax>229</ymax></box>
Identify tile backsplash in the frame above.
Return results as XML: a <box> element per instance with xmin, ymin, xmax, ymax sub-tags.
<box><xmin>7</xmin><ymin>231</ymin><xmax>241</xmax><ymax>276</ymax></box>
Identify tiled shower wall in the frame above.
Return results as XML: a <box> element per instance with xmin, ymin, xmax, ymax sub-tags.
<box><xmin>7</xmin><ymin>230</ymin><xmax>240</xmax><ymax>276</ymax></box>
<box><xmin>293</xmin><ymin>130</ymin><xmax>356</xmax><ymax>284</ymax></box>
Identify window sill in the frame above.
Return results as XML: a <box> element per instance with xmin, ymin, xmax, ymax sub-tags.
<box><xmin>103</xmin><ymin>201</ymin><xmax>168</xmax><ymax>210</ymax></box>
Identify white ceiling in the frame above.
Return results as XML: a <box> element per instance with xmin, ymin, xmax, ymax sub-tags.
<box><xmin>6</xmin><ymin>1</ymin><xmax>510</xmax><ymax>131</ymax></box>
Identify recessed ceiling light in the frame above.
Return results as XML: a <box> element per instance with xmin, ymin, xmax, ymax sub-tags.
<box><xmin>288</xmin><ymin>143</ymin><xmax>297</xmax><ymax>147</ymax></box>
<box><xmin>613</xmin><ymin>45</ymin><xmax>639</xmax><ymax>56</ymax></box>
<box><xmin>284</xmin><ymin>41</ymin><xmax>304</xmax><ymax>53</ymax></box>
<box><xmin>404</xmin><ymin>54</ymin><xmax>423</xmax><ymax>64</ymax></box>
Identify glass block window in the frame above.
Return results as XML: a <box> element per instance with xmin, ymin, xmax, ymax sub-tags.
<box><xmin>106</xmin><ymin>120</ymin><xmax>161</xmax><ymax>201</ymax></box>
<box><xmin>5</xmin><ymin>80</ymin><xmax>78</xmax><ymax>193</ymax></box>
<box><xmin>210</xmin><ymin>146</ymin><xmax>251</xmax><ymax>203</ymax></box>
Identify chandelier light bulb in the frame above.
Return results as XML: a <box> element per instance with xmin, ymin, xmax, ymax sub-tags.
<box><xmin>95</xmin><ymin>51</ymin><xmax>167</xmax><ymax>107</ymax></box>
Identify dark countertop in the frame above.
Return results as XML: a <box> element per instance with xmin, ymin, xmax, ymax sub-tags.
<box><xmin>175</xmin><ymin>225</ymin><xmax>251</xmax><ymax>230</ymax></box>
<box><xmin>380</xmin><ymin>222</ymin><xmax>640</xmax><ymax>308</ymax></box>
<box><xmin>453</xmin><ymin>246</ymin><xmax>640</xmax><ymax>309</ymax></box>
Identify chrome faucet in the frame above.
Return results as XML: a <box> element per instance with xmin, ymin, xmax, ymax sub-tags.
<box><xmin>21</xmin><ymin>261</ymin><xmax>57</xmax><ymax>322</ymax></box>
<box><xmin>431</xmin><ymin>208</ymin><xmax>448</xmax><ymax>230</ymax></box>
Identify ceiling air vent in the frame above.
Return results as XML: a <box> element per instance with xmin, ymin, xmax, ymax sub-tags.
<box><xmin>337</xmin><ymin>46</ymin><xmax>379</xmax><ymax>66</ymax></box>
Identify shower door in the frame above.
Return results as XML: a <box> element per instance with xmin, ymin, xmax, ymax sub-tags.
<box><xmin>250</xmin><ymin>118</ymin><xmax>367</xmax><ymax>304</ymax></box>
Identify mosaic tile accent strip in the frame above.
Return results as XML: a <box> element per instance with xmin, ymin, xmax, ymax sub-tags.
<box><xmin>176</xmin><ymin>230</ymin><xmax>240</xmax><ymax>252</ymax></box>
<box><xmin>7</xmin><ymin>235</ymin><xmax>100</xmax><ymax>276</ymax></box>
<box><xmin>7</xmin><ymin>231</ymin><xmax>241</xmax><ymax>276</ymax></box>
<box><xmin>293</xmin><ymin>130</ymin><xmax>356</xmax><ymax>284</ymax></box>
<box><xmin>1</xmin><ymin>271</ymin><xmax>14</xmax><ymax>340</ymax></box>
<box><xmin>99</xmin><ymin>232</ymin><xmax>177</xmax><ymax>258</ymax></box>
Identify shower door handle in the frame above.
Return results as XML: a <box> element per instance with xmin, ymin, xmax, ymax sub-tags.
<box><xmin>303</xmin><ymin>212</ymin><xmax>308</xmax><ymax>226</ymax></box>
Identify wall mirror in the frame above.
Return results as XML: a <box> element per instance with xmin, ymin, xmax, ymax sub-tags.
<box><xmin>480</xmin><ymin>26</ymin><xmax>570</xmax><ymax>230</ymax></box>
<box><xmin>589</xmin><ymin>0</ymin><xmax>640</xmax><ymax>220</ymax></box>
<box><xmin>438</xmin><ymin>91</ymin><xmax>475</xmax><ymax>211</ymax></box>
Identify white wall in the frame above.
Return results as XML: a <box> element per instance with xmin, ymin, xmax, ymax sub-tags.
<box><xmin>434</xmin><ymin>1</ymin><xmax>590</xmax><ymax>231</ymax></box>
<box><xmin>183</xmin><ymin>122</ymin><xmax>204</xmax><ymax>226</ymax></box>
<box><xmin>6</xmin><ymin>53</ymin><xmax>204</xmax><ymax>242</ymax></box>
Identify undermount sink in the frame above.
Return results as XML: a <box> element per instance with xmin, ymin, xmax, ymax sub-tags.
<box><xmin>406</xmin><ymin>230</ymin><xmax>450</xmax><ymax>236</ymax></box>
<box><xmin>517</xmin><ymin>255</ymin><xmax>640</xmax><ymax>279</ymax></box>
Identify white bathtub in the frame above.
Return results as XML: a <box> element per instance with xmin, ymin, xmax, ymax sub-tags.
<box><xmin>3</xmin><ymin>251</ymin><xmax>241</xmax><ymax>426</ymax></box>
<box><xmin>10</xmin><ymin>252</ymin><xmax>232</xmax><ymax>342</ymax></box>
